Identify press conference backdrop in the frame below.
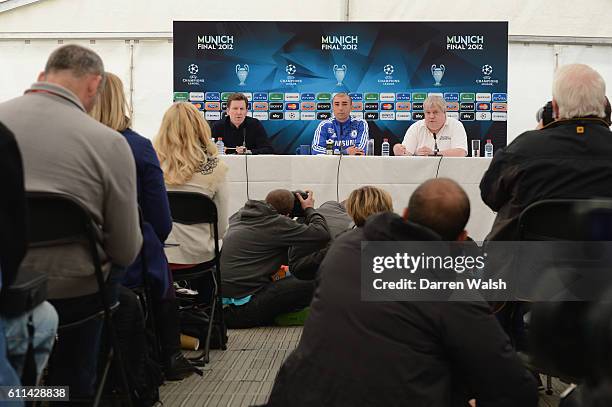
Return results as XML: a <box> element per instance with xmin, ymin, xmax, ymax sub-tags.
<box><xmin>173</xmin><ymin>21</ymin><xmax>508</xmax><ymax>154</ymax></box>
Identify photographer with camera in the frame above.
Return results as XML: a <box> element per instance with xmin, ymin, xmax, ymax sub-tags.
<box><xmin>220</xmin><ymin>189</ymin><xmax>330</xmax><ymax>328</ymax></box>
<box><xmin>481</xmin><ymin>64</ymin><xmax>612</xmax><ymax>241</ymax></box>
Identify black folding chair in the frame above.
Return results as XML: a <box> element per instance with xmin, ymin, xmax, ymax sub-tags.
<box><xmin>517</xmin><ymin>198</ymin><xmax>612</xmax><ymax>394</ymax></box>
<box><xmin>26</xmin><ymin>191</ymin><xmax>133</xmax><ymax>406</ymax></box>
<box><xmin>167</xmin><ymin>191</ymin><xmax>227</xmax><ymax>365</ymax></box>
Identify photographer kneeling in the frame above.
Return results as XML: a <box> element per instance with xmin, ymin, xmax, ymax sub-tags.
<box><xmin>221</xmin><ymin>189</ymin><xmax>330</xmax><ymax>328</ymax></box>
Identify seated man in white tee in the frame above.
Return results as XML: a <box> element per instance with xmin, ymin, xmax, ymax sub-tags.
<box><xmin>393</xmin><ymin>95</ymin><xmax>468</xmax><ymax>157</ymax></box>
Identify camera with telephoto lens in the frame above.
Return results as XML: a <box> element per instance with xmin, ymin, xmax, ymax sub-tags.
<box><xmin>291</xmin><ymin>190</ymin><xmax>309</xmax><ymax>218</ymax></box>
<box><xmin>537</xmin><ymin>98</ymin><xmax>612</xmax><ymax>128</ymax></box>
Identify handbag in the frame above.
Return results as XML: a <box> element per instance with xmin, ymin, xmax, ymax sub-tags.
<box><xmin>0</xmin><ymin>270</ymin><xmax>48</xmax><ymax>318</ymax></box>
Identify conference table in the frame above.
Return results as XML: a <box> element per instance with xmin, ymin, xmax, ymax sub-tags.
<box><xmin>220</xmin><ymin>155</ymin><xmax>497</xmax><ymax>241</ymax></box>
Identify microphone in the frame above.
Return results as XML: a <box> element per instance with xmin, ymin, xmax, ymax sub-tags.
<box><xmin>433</xmin><ymin>132</ymin><xmax>439</xmax><ymax>156</ymax></box>
<box><xmin>242</xmin><ymin>127</ymin><xmax>246</xmax><ymax>148</ymax></box>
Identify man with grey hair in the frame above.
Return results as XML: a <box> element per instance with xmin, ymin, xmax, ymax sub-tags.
<box><xmin>481</xmin><ymin>63</ymin><xmax>612</xmax><ymax>240</ymax></box>
<box><xmin>393</xmin><ymin>95</ymin><xmax>468</xmax><ymax>156</ymax></box>
<box><xmin>0</xmin><ymin>45</ymin><xmax>142</xmax><ymax>397</ymax></box>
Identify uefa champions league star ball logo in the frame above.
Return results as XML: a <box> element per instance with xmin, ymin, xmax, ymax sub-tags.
<box><xmin>481</xmin><ymin>64</ymin><xmax>493</xmax><ymax>76</ymax></box>
<box><xmin>188</xmin><ymin>64</ymin><xmax>199</xmax><ymax>75</ymax></box>
<box><xmin>236</xmin><ymin>64</ymin><xmax>249</xmax><ymax>86</ymax></box>
<box><xmin>383</xmin><ymin>64</ymin><xmax>394</xmax><ymax>75</ymax></box>
<box><xmin>286</xmin><ymin>64</ymin><xmax>297</xmax><ymax>76</ymax></box>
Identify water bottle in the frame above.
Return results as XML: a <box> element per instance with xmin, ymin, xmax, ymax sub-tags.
<box><xmin>381</xmin><ymin>138</ymin><xmax>390</xmax><ymax>156</ymax></box>
<box><xmin>216</xmin><ymin>137</ymin><xmax>225</xmax><ymax>155</ymax></box>
<box><xmin>325</xmin><ymin>139</ymin><xmax>334</xmax><ymax>155</ymax></box>
<box><xmin>484</xmin><ymin>139</ymin><xmax>494</xmax><ymax>158</ymax></box>
<box><xmin>367</xmin><ymin>138</ymin><xmax>375</xmax><ymax>156</ymax></box>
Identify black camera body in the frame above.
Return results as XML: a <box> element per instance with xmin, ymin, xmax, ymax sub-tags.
<box><xmin>291</xmin><ymin>190</ymin><xmax>309</xmax><ymax>218</ymax></box>
<box><xmin>537</xmin><ymin>98</ymin><xmax>612</xmax><ymax>128</ymax></box>
<box><xmin>536</xmin><ymin>101</ymin><xmax>555</xmax><ymax>127</ymax></box>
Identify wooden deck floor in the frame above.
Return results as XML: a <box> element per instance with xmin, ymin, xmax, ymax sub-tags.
<box><xmin>159</xmin><ymin>326</ymin><xmax>567</xmax><ymax>406</ymax></box>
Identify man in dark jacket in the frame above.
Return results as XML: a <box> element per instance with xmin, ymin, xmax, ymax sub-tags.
<box><xmin>210</xmin><ymin>93</ymin><xmax>274</xmax><ymax>154</ymax></box>
<box><xmin>481</xmin><ymin>63</ymin><xmax>612</xmax><ymax>241</ymax></box>
<box><xmin>288</xmin><ymin>200</ymin><xmax>352</xmax><ymax>280</ymax></box>
<box><xmin>221</xmin><ymin>189</ymin><xmax>329</xmax><ymax>328</ymax></box>
<box><xmin>265</xmin><ymin>179</ymin><xmax>537</xmax><ymax>407</ymax></box>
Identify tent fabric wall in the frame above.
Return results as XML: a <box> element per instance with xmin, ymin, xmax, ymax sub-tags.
<box><xmin>1</xmin><ymin>0</ymin><xmax>611</xmax><ymax>142</ymax></box>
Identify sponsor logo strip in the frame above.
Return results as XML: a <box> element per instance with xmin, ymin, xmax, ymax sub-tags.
<box><xmin>492</xmin><ymin>93</ymin><xmax>507</xmax><ymax>102</ymax></box>
<box><xmin>190</xmin><ymin>92</ymin><xmax>205</xmax><ymax>101</ymax></box>
<box><xmin>460</xmin><ymin>93</ymin><xmax>475</xmax><ymax>102</ymax></box>
<box><xmin>204</xmin><ymin>92</ymin><xmax>220</xmax><ymax>101</ymax></box>
<box><xmin>253</xmin><ymin>111</ymin><xmax>268</xmax><ymax>120</ymax></box>
<box><xmin>476</xmin><ymin>93</ymin><xmax>492</xmax><ymax>102</ymax></box>
<box><xmin>460</xmin><ymin>112</ymin><xmax>475</xmax><ymax>121</ymax></box>
<box><xmin>396</xmin><ymin>112</ymin><xmax>412</xmax><ymax>121</ymax></box>
<box><xmin>396</xmin><ymin>102</ymin><xmax>411</xmax><ymax>111</ymax></box>
<box><xmin>492</xmin><ymin>103</ymin><xmax>507</xmax><ymax>112</ymax></box>
<box><xmin>301</xmin><ymin>102</ymin><xmax>316</xmax><ymax>111</ymax></box>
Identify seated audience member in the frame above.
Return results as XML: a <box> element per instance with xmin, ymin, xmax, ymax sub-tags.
<box><xmin>311</xmin><ymin>93</ymin><xmax>369</xmax><ymax>155</ymax></box>
<box><xmin>289</xmin><ymin>188</ymin><xmax>391</xmax><ymax>280</ymax></box>
<box><xmin>154</xmin><ymin>102</ymin><xmax>229</xmax><ymax>267</ymax></box>
<box><xmin>481</xmin><ymin>64</ymin><xmax>612</xmax><ymax>241</ymax></box>
<box><xmin>210</xmin><ymin>93</ymin><xmax>274</xmax><ymax>154</ymax></box>
<box><xmin>221</xmin><ymin>189</ymin><xmax>330</xmax><ymax>328</ymax></box>
<box><xmin>1</xmin><ymin>121</ymin><xmax>57</xmax><ymax>391</ymax></box>
<box><xmin>393</xmin><ymin>95</ymin><xmax>468</xmax><ymax>157</ymax></box>
<box><xmin>91</xmin><ymin>73</ymin><xmax>196</xmax><ymax>381</ymax></box>
<box><xmin>265</xmin><ymin>179</ymin><xmax>537</xmax><ymax>407</ymax></box>
<box><xmin>316</xmin><ymin>200</ymin><xmax>352</xmax><ymax>238</ymax></box>
<box><xmin>0</xmin><ymin>45</ymin><xmax>142</xmax><ymax>398</ymax></box>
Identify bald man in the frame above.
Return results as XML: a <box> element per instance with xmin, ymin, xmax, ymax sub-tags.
<box><xmin>405</xmin><ymin>178</ymin><xmax>470</xmax><ymax>241</ymax></box>
<box><xmin>265</xmin><ymin>178</ymin><xmax>537</xmax><ymax>407</ymax></box>
<box><xmin>220</xmin><ymin>189</ymin><xmax>330</xmax><ymax>328</ymax></box>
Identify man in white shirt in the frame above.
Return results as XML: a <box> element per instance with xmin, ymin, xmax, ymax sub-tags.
<box><xmin>393</xmin><ymin>95</ymin><xmax>468</xmax><ymax>157</ymax></box>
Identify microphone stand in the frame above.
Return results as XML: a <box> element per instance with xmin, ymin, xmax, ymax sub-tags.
<box><xmin>433</xmin><ymin>132</ymin><xmax>439</xmax><ymax>156</ymax></box>
<box><xmin>241</xmin><ymin>127</ymin><xmax>252</xmax><ymax>155</ymax></box>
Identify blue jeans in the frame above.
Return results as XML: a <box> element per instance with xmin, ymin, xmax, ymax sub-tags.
<box><xmin>2</xmin><ymin>301</ymin><xmax>58</xmax><ymax>383</ymax></box>
<box><xmin>0</xmin><ymin>318</ymin><xmax>23</xmax><ymax>407</ymax></box>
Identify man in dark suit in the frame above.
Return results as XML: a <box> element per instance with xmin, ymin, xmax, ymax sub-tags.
<box><xmin>210</xmin><ymin>93</ymin><xmax>274</xmax><ymax>154</ymax></box>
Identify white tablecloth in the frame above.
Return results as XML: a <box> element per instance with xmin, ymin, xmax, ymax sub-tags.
<box><xmin>221</xmin><ymin>155</ymin><xmax>496</xmax><ymax>241</ymax></box>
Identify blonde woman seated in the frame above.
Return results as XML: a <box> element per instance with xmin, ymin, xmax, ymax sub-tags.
<box><xmin>91</xmin><ymin>73</ymin><xmax>198</xmax><ymax>380</ymax></box>
<box><xmin>154</xmin><ymin>103</ymin><xmax>229</xmax><ymax>270</ymax></box>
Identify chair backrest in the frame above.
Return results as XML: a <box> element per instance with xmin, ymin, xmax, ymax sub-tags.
<box><xmin>166</xmin><ymin>191</ymin><xmax>218</xmax><ymax>225</ymax></box>
<box><xmin>518</xmin><ymin>199</ymin><xmax>612</xmax><ymax>241</ymax></box>
<box><xmin>26</xmin><ymin>191</ymin><xmax>97</xmax><ymax>246</ymax></box>
<box><xmin>25</xmin><ymin>191</ymin><xmax>107</xmax><ymax>304</ymax></box>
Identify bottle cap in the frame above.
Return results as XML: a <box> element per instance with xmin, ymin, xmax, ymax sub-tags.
<box><xmin>383</xmin><ymin>138</ymin><xmax>388</xmax><ymax>142</ymax></box>
<box><xmin>487</xmin><ymin>139</ymin><xmax>491</xmax><ymax>143</ymax></box>
<box><xmin>218</xmin><ymin>137</ymin><xmax>223</xmax><ymax>141</ymax></box>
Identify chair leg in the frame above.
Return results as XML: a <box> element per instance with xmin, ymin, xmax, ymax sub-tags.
<box><xmin>214</xmin><ymin>265</ymin><xmax>227</xmax><ymax>351</ymax></box>
<box><xmin>546</xmin><ymin>375</ymin><xmax>553</xmax><ymax>395</ymax></box>
<box><xmin>202</xmin><ymin>270</ymin><xmax>219</xmax><ymax>364</ymax></box>
<box><xmin>93</xmin><ymin>347</ymin><xmax>115</xmax><ymax>407</ymax></box>
<box><xmin>104</xmin><ymin>311</ymin><xmax>134</xmax><ymax>406</ymax></box>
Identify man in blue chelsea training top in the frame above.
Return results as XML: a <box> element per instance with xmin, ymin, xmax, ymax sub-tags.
<box><xmin>311</xmin><ymin>93</ymin><xmax>369</xmax><ymax>155</ymax></box>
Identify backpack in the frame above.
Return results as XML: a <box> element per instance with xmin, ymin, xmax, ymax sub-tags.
<box><xmin>179</xmin><ymin>305</ymin><xmax>228</xmax><ymax>350</ymax></box>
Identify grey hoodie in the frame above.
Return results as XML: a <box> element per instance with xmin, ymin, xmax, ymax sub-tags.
<box><xmin>221</xmin><ymin>200</ymin><xmax>330</xmax><ymax>298</ymax></box>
